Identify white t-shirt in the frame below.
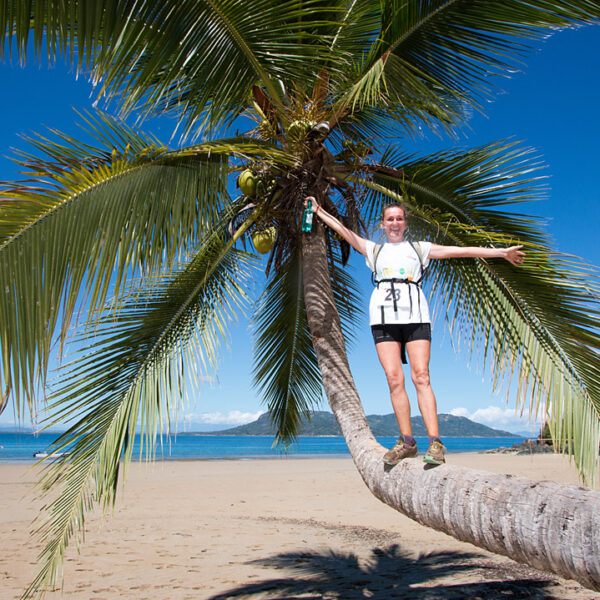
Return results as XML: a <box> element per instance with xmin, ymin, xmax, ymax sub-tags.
<box><xmin>364</xmin><ymin>240</ymin><xmax>432</xmax><ymax>325</ymax></box>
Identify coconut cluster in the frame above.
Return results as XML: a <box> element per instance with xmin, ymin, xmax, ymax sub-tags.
<box><xmin>236</xmin><ymin>168</ymin><xmax>278</xmax><ymax>254</ymax></box>
<box><xmin>236</xmin><ymin>88</ymin><xmax>334</xmax><ymax>258</ymax></box>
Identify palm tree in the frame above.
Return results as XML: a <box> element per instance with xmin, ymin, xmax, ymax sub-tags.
<box><xmin>1</xmin><ymin>1</ymin><xmax>600</xmax><ymax>596</ymax></box>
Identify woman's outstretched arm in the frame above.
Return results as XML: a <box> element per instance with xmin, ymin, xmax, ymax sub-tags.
<box><xmin>429</xmin><ymin>244</ymin><xmax>525</xmax><ymax>266</ymax></box>
<box><xmin>305</xmin><ymin>196</ymin><xmax>370</xmax><ymax>256</ymax></box>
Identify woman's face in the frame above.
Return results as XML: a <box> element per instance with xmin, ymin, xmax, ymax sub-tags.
<box><xmin>380</xmin><ymin>206</ymin><xmax>407</xmax><ymax>242</ymax></box>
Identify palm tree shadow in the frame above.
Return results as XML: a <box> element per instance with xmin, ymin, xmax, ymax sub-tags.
<box><xmin>208</xmin><ymin>544</ymin><xmax>560</xmax><ymax>599</ymax></box>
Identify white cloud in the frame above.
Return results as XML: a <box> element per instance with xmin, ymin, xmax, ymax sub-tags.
<box><xmin>186</xmin><ymin>410</ymin><xmax>264</xmax><ymax>426</ymax></box>
<box><xmin>448</xmin><ymin>407</ymin><xmax>470</xmax><ymax>418</ymax></box>
<box><xmin>450</xmin><ymin>405</ymin><xmax>541</xmax><ymax>433</ymax></box>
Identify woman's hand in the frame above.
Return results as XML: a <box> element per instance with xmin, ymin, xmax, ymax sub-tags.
<box><xmin>304</xmin><ymin>196</ymin><xmax>320</xmax><ymax>213</ymax></box>
<box><xmin>504</xmin><ymin>245</ymin><xmax>525</xmax><ymax>266</ymax></box>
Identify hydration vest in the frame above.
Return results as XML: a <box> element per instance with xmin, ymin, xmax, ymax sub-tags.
<box><xmin>372</xmin><ymin>240</ymin><xmax>427</xmax><ymax>277</ymax></box>
<box><xmin>372</xmin><ymin>240</ymin><xmax>428</xmax><ymax>293</ymax></box>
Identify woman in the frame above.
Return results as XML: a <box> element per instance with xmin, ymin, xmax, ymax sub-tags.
<box><xmin>305</xmin><ymin>198</ymin><xmax>525</xmax><ymax>466</ymax></box>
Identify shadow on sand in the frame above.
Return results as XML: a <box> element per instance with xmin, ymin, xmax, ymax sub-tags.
<box><xmin>208</xmin><ymin>544</ymin><xmax>564</xmax><ymax>599</ymax></box>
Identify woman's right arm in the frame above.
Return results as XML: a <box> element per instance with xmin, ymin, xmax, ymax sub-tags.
<box><xmin>305</xmin><ymin>196</ymin><xmax>369</xmax><ymax>256</ymax></box>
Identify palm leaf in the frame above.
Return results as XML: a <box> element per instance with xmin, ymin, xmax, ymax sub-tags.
<box><xmin>252</xmin><ymin>237</ymin><xmax>362</xmax><ymax>443</ymax></box>
<box><xmin>26</xmin><ymin>213</ymin><xmax>257</xmax><ymax>598</ymax></box>
<box><xmin>331</xmin><ymin>0</ymin><xmax>600</xmax><ymax>136</ymax></box>
<box><xmin>0</xmin><ymin>0</ymin><xmax>108</xmax><ymax>68</ymax></box>
<box><xmin>0</xmin><ymin>111</ymin><xmax>217</xmax><ymax>418</ymax></box>
<box><xmin>252</xmin><ymin>245</ymin><xmax>321</xmax><ymax>443</ymax></box>
<box><xmin>0</xmin><ymin>0</ymin><xmax>343</xmax><ymax>135</ymax></box>
<box><xmin>340</xmin><ymin>141</ymin><xmax>600</xmax><ymax>481</ymax></box>
<box><xmin>328</xmin><ymin>0</ymin><xmax>379</xmax><ymax>57</ymax></box>
<box><xmin>0</xmin><ymin>110</ymin><xmax>291</xmax><ymax>420</ymax></box>
<box><xmin>97</xmin><ymin>0</ymin><xmax>342</xmax><ymax>132</ymax></box>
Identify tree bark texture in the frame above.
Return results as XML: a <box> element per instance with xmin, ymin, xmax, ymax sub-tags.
<box><xmin>301</xmin><ymin>221</ymin><xmax>600</xmax><ymax>591</ymax></box>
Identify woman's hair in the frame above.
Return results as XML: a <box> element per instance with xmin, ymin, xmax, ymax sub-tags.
<box><xmin>381</xmin><ymin>203</ymin><xmax>408</xmax><ymax>220</ymax></box>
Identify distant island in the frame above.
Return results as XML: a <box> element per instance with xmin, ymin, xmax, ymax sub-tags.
<box><xmin>186</xmin><ymin>411</ymin><xmax>519</xmax><ymax>438</ymax></box>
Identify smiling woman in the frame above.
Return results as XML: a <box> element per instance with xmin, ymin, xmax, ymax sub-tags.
<box><xmin>307</xmin><ymin>198</ymin><xmax>525</xmax><ymax>466</ymax></box>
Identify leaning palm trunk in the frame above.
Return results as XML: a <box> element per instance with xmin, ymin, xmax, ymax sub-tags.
<box><xmin>302</xmin><ymin>221</ymin><xmax>600</xmax><ymax>591</ymax></box>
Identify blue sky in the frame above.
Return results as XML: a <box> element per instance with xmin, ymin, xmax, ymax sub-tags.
<box><xmin>0</xmin><ymin>25</ymin><xmax>598</xmax><ymax>434</ymax></box>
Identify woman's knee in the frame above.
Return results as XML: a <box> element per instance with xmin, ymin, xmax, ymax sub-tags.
<box><xmin>411</xmin><ymin>366</ymin><xmax>431</xmax><ymax>389</ymax></box>
<box><xmin>384</xmin><ymin>369</ymin><xmax>405</xmax><ymax>392</ymax></box>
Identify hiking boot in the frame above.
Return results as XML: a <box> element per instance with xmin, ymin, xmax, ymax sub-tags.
<box><xmin>423</xmin><ymin>440</ymin><xmax>446</xmax><ymax>465</ymax></box>
<box><xmin>382</xmin><ymin>440</ymin><xmax>418</xmax><ymax>465</ymax></box>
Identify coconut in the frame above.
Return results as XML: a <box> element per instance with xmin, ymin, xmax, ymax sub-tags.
<box><xmin>238</xmin><ymin>170</ymin><xmax>258</xmax><ymax>196</ymax></box>
<box><xmin>252</xmin><ymin>227</ymin><xmax>276</xmax><ymax>254</ymax></box>
<box><xmin>287</xmin><ymin>119</ymin><xmax>313</xmax><ymax>139</ymax></box>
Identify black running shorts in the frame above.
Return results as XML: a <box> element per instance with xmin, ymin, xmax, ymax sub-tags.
<box><xmin>371</xmin><ymin>322</ymin><xmax>431</xmax><ymax>345</ymax></box>
<box><xmin>371</xmin><ymin>323</ymin><xmax>431</xmax><ymax>363</ymax></box>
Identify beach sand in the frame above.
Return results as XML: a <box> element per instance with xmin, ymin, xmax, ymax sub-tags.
<box><xmin>2</xmin><ymin>453</ymin><xmax>599</xmax><ymax>600</ymax></box>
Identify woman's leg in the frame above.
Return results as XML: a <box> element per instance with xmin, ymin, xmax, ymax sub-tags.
<box><xmin>405</xmin><ymin>339</ymin><xmax>440</xmax><ymax>438</ymax></box>
<box><xmin>375</xmin><ymin>341</ymin><xmax>412</xmax><ymax>436</ymax></box>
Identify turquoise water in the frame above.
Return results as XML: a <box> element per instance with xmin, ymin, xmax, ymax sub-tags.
<box><xmin>0</xmin><ymin>432</ymin><xmax>525</xmax><ymax>463</ymax></box>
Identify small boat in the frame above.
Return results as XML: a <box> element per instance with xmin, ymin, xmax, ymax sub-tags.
<box><xmin>33</xmin><ymin>451</ymin><xmax>68</xmax><ymax>458</ymax></box>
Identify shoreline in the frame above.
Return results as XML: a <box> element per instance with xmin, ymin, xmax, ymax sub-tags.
<box><xmin>3</xmin><ymin>453</ymin><xmax>598</xmax><ymax>599</ymax></box>
<box><xmin>0</xmin><ymin>446</ymin><xmax>534</xmax><ymax>466</ymax></box>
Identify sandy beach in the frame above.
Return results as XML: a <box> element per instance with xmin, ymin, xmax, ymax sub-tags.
<box><xmin>2</xmin><ymin>453</ymin><xmax>599</xmax><ymax>600</ymax></box>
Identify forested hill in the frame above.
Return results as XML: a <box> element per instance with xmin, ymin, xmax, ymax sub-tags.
<box><xmin>195</xmin><ymin>411</ymin><xmax>519</xmax><ymax>437</ymax></box>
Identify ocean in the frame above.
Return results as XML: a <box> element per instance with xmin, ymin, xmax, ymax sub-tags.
<box><xmin>0</xmin><ymin>432</ymin><xmax>526</xmax><ymax>463</ymax></box>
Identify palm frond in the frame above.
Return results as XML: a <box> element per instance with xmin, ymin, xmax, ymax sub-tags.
<box><xmin>331</xmin><ymin>0</ymin><xmax>600</xmax><ymax>136</ymax></box>
<box><xmin>0</xmin><ymin>1</ymin><xmax>346</xmax><ymax>135</ymax></box>
<box><xmin>251</xmin><ymin>236</ymin><xmax>362</xmax><ymax>443</ymax></box>
<box><xmin>97</xmin><ymin>0</ymin><xmax>340</xmax><ymax>132</ymax></box>
<box><xmin>26</xmin><ymin>216</ymin><xmax>257</xmax><ymax>598</ymax></box>
<box><xmin>431</xmin><ymin>253</ymin><xmax>600</xmax><ymax>481</ymax></box>
<box><xmin>252</xmin><ymin>245</ymin><xmax>321</xmax><ymax>444</ymax></box>
<box><xmin>341</xmin><ymin>141</ymin><xmax>600</xmax><ymax>482</ymax></box>
<box><xmin>327</xmin><ymin>0</ymin><xmax>379</xmax><ymax>53</ymax></box>
<box><xmin>0</xmin><ymin>0</ymin><xmax>109</xmax><ymax>68</ymax></box>
<box><xmin>363</xmin><ymin>141</ymin><xmax>548</xmax><ymax>233</ymax></box>
<box><xmin>330</xmin><ymin>105</ymin><xmax>401</xmax><ymax>144</ymax></box>
<box><xmin>0</xmin><ymin>109</ymin><xmax>288</xmax><ymax>420</ymax></box>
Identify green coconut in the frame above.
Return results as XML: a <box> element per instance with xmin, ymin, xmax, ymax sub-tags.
<box><xmin>252</xmin><ymin>227</ymin><xmax>276</xmax><ymax>254</ymax></box>
<box><xmin>287</xmin><ymin>119</ymin><xmax>313</xmax><ymax>139</ymax></box>
<box><xmin>238</xmin><ymin>169</ymin><xmax>258</xmax><ymax>196</ymax></box>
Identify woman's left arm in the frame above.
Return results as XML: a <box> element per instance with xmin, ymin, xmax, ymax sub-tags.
<box><xmin>429</xmin><ymin>244</ymin><xmax>525</xmax><ymax>266</ymax></box>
